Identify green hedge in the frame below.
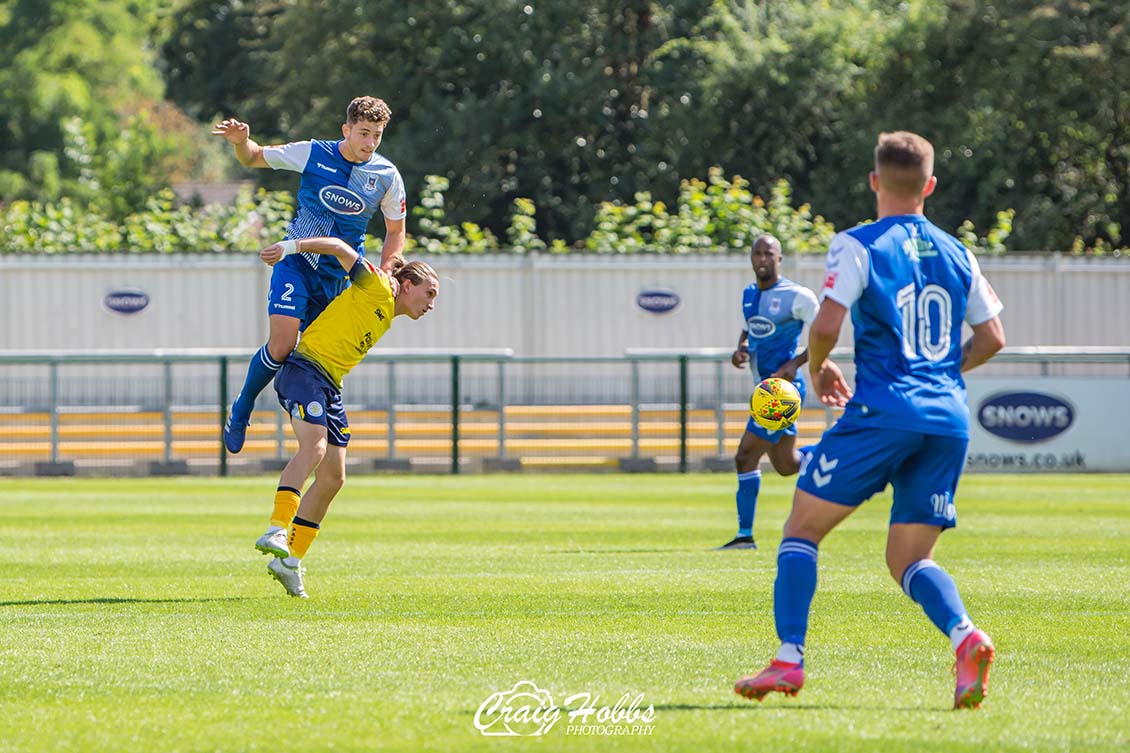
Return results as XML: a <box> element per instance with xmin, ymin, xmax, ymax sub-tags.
<box><xmin>0</xmin><ymin>170</ymin><xmax>1023</xmax><ymax>255</ymax></box>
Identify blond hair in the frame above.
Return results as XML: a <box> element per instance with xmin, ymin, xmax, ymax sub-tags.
<box><xmin>874</xmin><ymin>131</ymin><xmax>934</xmax><ymax>198</ymax></box>
<box><xmin>346</xmin><ymin>96</ymin><xmax>392</xmax><ymax>126</ymax></box>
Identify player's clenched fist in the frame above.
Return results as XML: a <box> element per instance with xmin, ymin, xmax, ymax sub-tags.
<box><xmin>259</xmin><ymin>242</ymin><xmax>285</xmax><ymax>266</ymax></box>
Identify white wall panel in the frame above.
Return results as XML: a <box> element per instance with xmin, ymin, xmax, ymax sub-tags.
<box><xmin>2</xmin><ymin>253</ymin><xmax>1128</xmax><ymax>355</ymax></box>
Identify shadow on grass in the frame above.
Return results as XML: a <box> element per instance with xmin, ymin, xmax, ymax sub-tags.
<box><xmin>0</xmin><ymin>596</ymin><xmax>251</xmax><ymax>607</ymax></box>
<box><xmin>653</xmin><ymin>703</ymin><xmax>755</xmax><ymax>711</ymax></box>
<box><xmin>655</xmin><ymin>702</ymin><xmax>949</xmax><ymax>713</ymax></box>
<box><xmin>547</xmin><ymin>548</ymin><xmax>698</xmax><ymax>555</ymax></box>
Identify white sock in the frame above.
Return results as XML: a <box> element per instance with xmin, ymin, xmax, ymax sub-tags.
<box><xmin>283</xmin><ymin>556</ymin><xmax>301</xmax><ymax>568</ymax></box>
<box><xmin>949</xmin><ymin>617</ymin><xmax>975</xmax><ymax>651</ymax></box>
<box><xmin>776</xmin><ymin>642</ymin><xmax>805</xmax><ymax>665</ymax></box>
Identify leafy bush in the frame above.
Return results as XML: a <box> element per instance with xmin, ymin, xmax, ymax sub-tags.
<box><xmin>2</xmin><ymin>170</ymin><xmax>1082</xmax><ymax>257</ymax></box>
<box><xmin>0</xmin><ymin>187</ymin><xmax>293</xmax><ymax>253</ymax></box>
<box><xmin>585</xmin><ymin>169</ymin><xmax>836</xmax><ymax>254</ymax></box>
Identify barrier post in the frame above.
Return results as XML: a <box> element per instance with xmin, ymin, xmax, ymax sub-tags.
<box><xmin>451</xmin><ymin>355</ymin><xmax>461</xmax><ymax>475</ymax></box>
<box><xmin>219</xmin><ymin>356</ymin><xmax>229</xmax><ymax>477</ymax></box>
<box><xmin>679</xmin><ymin>355</ymin><xmax>688</xmax><ymax>473</ymax></box>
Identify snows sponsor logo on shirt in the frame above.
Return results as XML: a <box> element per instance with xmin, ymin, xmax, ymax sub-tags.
<box><xmin>318</xmin><ymin>185</ymin><xmax>365</xmax><ymax>215</ymax></box>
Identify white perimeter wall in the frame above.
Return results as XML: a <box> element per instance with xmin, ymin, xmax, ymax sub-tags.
<box><xmin>2</xmin><ymin>253</ymin><xmax>1129</xmax><ymax>353</ymax></box>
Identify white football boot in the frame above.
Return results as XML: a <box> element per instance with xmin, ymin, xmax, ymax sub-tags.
<box><xmin>267</xmin><ymin>557</ymin><xmax>308</xmax><ymax>598</ymax></box>
<box><xmin>255</xmin><ymin>528</ymin><xmax>289</xmax><ymax>558</ymax></box>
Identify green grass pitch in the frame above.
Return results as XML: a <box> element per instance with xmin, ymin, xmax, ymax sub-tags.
<box><xmin>1</xmin><ymin>473</ymin><xmax>1127</xmax><ymax>752</ymax></box>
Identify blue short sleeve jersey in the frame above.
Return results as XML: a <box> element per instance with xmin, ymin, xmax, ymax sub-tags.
<box><xmin>820</xmin><ymin>215</ymin><xmax>1003</xmax><ymax>438</ymax></box>
<box><xmin>263</xmin><ymin>139</ymin><xmax>406</xmax><ymax>283</ymax></box>
<box><xmin>742</xmin><ymin>277</ymin><xmax>819</xmax><ymax>391</ymax></box>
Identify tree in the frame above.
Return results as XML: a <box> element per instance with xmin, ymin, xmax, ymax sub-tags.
<box><xmin>0</xmin><ymin>0</ymin><xmax>211</xmax><ymax>216</ymax></box>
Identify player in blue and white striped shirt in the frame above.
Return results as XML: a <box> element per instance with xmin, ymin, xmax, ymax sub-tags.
<box><xmin>735</xmin><ymin>131</ymin><xmax>1006</xmax><ymax>709</ymax></box>
<box><xmin>212</xmin><ymin>96</ymin><xmax>407</xmax><ymax>453</ymax></box>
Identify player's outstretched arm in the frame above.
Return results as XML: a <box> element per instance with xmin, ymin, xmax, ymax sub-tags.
<box><xmin>960</xmin><ymin>316</ymin><xmax>1006</xmax><ymax>373</ymax></box>
<box><xmin>260</xmin><ymin>237</ymin><xmax>359</xmax><ymax>271</ymax></box>
<box><xmin>211</xmin><ymin>118</ymin><xmax>269</xmax><ymax>168</ymax></box>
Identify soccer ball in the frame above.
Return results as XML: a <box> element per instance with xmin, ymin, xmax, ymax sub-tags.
<box><xmin>750</xmin><ymin>377</ymin><xmax>802</xmax><ymax>431</ymax></box>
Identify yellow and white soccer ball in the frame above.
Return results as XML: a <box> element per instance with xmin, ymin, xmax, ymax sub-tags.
<box><xmin>750</xmin><ymin>377</ymin><xmax>802</xmax><ymax>432</ymax></box>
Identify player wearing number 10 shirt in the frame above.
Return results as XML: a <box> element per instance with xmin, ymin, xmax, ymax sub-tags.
<box><xmin>735</xmin><ymin>131</ymin><xmax>1007</xmax><ymax>710</ymax></box>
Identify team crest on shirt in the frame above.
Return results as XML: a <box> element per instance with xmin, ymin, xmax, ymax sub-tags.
<box><xmin>364</xmin><ymin>174</ymin><xmax>378</xmax><ymax>193</ymax></box>
<box><xmin>769</xmin><ymin>297</ymin><xmax>781</xmax><ymax>315</ymax></box>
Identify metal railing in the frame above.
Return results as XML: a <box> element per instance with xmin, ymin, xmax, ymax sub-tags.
<box><xmin>1</xmin><ymin>347</ymin><xmax>1128</xmax><ymax>476</ymax></box>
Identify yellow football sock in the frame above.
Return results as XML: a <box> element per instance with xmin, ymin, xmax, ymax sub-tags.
<box><xmin>270</xmin><ymin>487</ymin><xmax>301</xmax><ymax>529</ymax></box>
<box><xmin>288</xmin><ymin>517</ymin><xmax>320</xmax><ymax>560</ymax></box>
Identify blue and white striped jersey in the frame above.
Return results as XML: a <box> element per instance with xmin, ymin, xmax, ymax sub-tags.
<box><xmin>742</xmin><ymin>277</ymin><xmax>818</xmax><ymax>387</ymax></box>
<box><xmin>264</xmin><ymin>139</ymin><xmax>406</xmax><ymax>282</ymax></box>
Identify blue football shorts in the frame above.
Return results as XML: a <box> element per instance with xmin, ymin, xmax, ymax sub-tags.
<box><xmin>744</xmin><ymin>376</ymin><xmax>807</xmax><ymax>443</ymax></box>
<box><xmin>267</xmin><ymin>256</ymin><xmax>348</xmax><ymax>330</ymax></box>
<box><xmin>795</xmin><ymin>421</ymin><xmax>968</xmax><ymax>529</ymax></box>
<box><xmin>274</xmin><ymin>356</ymin><xmax>350</xmax><ymax>447</ymax></box>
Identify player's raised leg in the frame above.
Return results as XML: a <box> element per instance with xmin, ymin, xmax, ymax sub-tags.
<box><xmin>735</xmin><ymin>487</ymin><xmax>854</xmax><ymax>701</ymax></box>
<box><xmin>886</xmin><ymin>435</ymin><xmax>995</xmax><ymax>709</ymax></box>
<box><xmin>890</xmin><ymin>527</ymin><xmax>995</xmax><ymax>709</ymax></box>
<box><xmin>226</xmin><ymin>314</ymin><xmax>301</xmax><ymax>453</ymax></box>
<box><xmin>766</xmin><ymin>432</ymin><xmax>806</xmax><ymax>477</ymax></box>
<box><xmin>225</xmin><ymin>261</ymin><xmax>311</xmax><ymax>454</ymax></box>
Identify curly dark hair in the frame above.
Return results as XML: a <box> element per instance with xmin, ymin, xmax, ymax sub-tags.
<box><xmin>346</xmin><ymin>96</ymin><xmax>392</xmax><ymax>126</ymax></box>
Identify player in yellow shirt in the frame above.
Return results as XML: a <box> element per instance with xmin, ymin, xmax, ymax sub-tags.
<box><xmin>251</xmin><ymin>236</ymin><xmax>438</xmax><ymax>597</ymax></box>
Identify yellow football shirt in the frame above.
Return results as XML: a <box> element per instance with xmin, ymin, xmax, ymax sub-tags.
<box><xmin>294</xmin><ymin>259</ymin><xmax>394</xmax><ymax>388</ymax></box>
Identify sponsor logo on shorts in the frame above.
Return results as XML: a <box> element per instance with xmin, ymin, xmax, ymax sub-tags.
<box><xmin>747</xmin><ymin>315</ymin><xmax>776</xmax><ymax>338</ymax></box>
<box><xmin>319</xmin><ymin>185</ymin><xmax>365</xmax><ymax>215</ymax></box>
<box><xmin>977</xmin><ymin>391</ymin><xmax>1074</xmax><ymax>443</ymax></box>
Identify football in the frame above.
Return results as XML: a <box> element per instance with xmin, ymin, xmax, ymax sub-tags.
<box><xmin>750</xmin><ymin>377</ymin><xmax>802</xmax><ymax>431</ymax></box>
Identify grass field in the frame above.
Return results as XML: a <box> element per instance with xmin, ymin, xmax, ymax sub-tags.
<box><xmin>1</xmin><ymin>473</ymin><xmax>1127</xmax><ymax>753</ymax></box>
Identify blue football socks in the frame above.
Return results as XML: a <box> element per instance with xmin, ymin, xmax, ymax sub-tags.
<box><xmin>735</xmin><ymin>469</ymin><xmax>761</xmax><ymax>537</ymax></box>
<box><xmin>902</xmin><ymin>559</ymin><xmax>970</xmax><ymax>640</ymax></box>
<box><xmin>232</xmin><ymin>345</ymin><xmax>284</xmax><ymax>420</ymax></box>
<box><xmin>774</xmin><ymin>537</ymin><xmax>819</xmax><ymax>646</ymax></box>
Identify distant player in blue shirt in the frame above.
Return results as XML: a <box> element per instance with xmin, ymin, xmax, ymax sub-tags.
<box><xmin>717</xmin><ymin>234</ymin><xmax>817</xmax><ymax>550</ymax></box>
<box><xmin>734</xmin><ymin>132</ymin><xmax>1006</xmax><ymax>709</ymax></box>
<box><xmin>211</xmin><ymin>97</ymin><xmax>407</xmax><ymax>453</ymax></box>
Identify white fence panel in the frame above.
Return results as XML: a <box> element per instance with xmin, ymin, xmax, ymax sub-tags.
<box><xmin>2</xmin><ymin>254</ymin><xmax>1129</xmax><ymax>356</ymax></box>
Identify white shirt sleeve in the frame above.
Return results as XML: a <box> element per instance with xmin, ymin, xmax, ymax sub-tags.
<box><xmin>262</xmin><ymin>141</ymin><xmax>313</xmax><ymax>172</ymax></box>
<box><xmin>380</xmin><ymin>168</ymin><xmax>407</xmax><ymax>220</ymax></box>
<box><xmin>791</xmin><ymin>286</ymin><xmax>819</xmax><ymax>325</ymax></box>
<box><xmin>963</xmin><ymin>247</ymin><xmax>1004</xmax><ymax>325</ymax></box>
<box><xmin>820</xmin><ymin>231</ymin><xmax>869</xmax><ymax>309</ymax></box>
